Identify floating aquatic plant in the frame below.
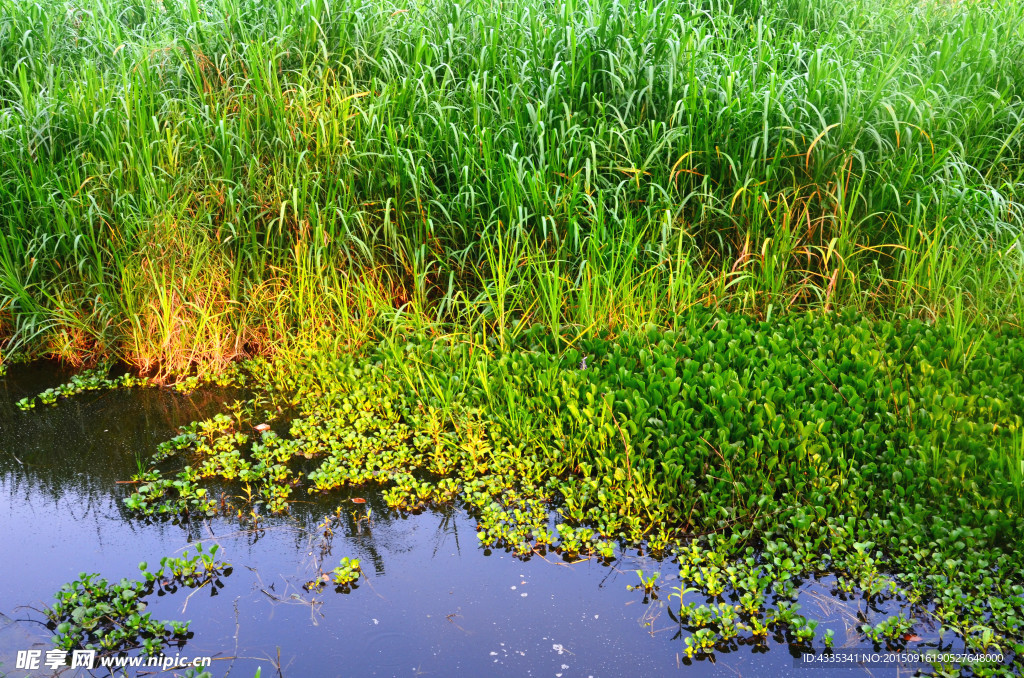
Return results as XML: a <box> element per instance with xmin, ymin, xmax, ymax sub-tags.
<box><xmin>100</xmin><ymin>309</ymin><xmax>1024</xmax><ymax>667</ymax></box>
<box><xmin>45</xmin><ymin>547</ymin><xmax>230</xmax><ymax>657</ymax></box>
<box><xmin>330</xmin><ymin>558</ymin><xmax>362</xmax><ymax>588</ymax></box>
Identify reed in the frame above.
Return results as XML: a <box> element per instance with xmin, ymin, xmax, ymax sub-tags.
<box><xmin>0</xmin><ymin>0</ymin><xmax>1022</xmax><ymax>372</ymax></box>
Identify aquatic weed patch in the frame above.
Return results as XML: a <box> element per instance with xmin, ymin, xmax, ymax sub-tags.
<box><xmin>12</xmin><ymin>363</ymin><xmax>245</xmax><ymax>412</ymax></box>
<box><xmin>330</xmin><ymin>557</ymin><xmax>362</xmax><ymax>588</ymax></box>
<box><xmin>15</xmin><ymin>367</ymin><xmax>154</xmax><ymax>410</ymax></box>
<box><xmin>44</xmin><ymin>546</ymin><xmax>231</xmax><ymax>658</ymax></box>
<box><xmin>118</xmin><ymin>309</ymin><xmax>1024</xmax><ymax>671</ymax></box>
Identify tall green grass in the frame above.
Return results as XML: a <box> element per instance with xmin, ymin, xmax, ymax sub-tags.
<box><xmin>0</xmin><ymin>0</ymin><xmax>1022</xmax><ymax>372</ymax></box>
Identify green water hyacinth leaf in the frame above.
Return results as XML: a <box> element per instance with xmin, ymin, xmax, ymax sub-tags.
<box><xmin>44</xmin><ymin>550</ymin><xmax>230</xmax><ymax>658</ymax></box>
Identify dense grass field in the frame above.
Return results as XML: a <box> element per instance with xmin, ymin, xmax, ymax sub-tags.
<box><xmin>1</xmin><ymin>0</ymin><xmax>1022</xmax><ymax>372</ymax></box>
<box><xmin>3</xmin><ymin>0</ymin><xmax>1024</xmax><ymax>672</ymax></box>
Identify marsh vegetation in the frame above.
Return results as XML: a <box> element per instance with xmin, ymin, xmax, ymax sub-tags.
<box><xmin>1</xmin><ymin>0</ymin><xmax>1023</xmax><ymax>674</ymax></box>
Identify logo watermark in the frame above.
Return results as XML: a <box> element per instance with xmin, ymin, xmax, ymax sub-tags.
<box><xmin>16</xmin><ymin>649</ymin><xmax>213</xmax><ymax>671</ymax></box>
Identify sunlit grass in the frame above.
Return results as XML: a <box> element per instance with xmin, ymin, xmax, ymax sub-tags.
<box><xmin>0</xmin><ymin>0</ymin><xmax>1022</xmax><ymax>372</ymax></box>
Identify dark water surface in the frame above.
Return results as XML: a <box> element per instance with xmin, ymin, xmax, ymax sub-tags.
<box><xmin>0</xmin><ymin>363</ymin><xmax>915</xmax><ymax>677</ymax></box>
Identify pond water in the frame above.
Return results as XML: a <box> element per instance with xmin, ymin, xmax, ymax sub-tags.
<box><xmin>0</xmin><ymin>363</ymin><xmax>925</xmax><ymax>677</ymax></box>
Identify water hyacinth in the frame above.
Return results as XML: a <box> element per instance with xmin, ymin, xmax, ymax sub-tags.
<box><xmin>46</xmin><ymin>548</ymin><xmax>230</xmax><ymax>658</ymax></box>
<box><xmin>89</xmin><ymin>308</ymin><xmax>1023</xmax><ymax>671</ymax></box>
